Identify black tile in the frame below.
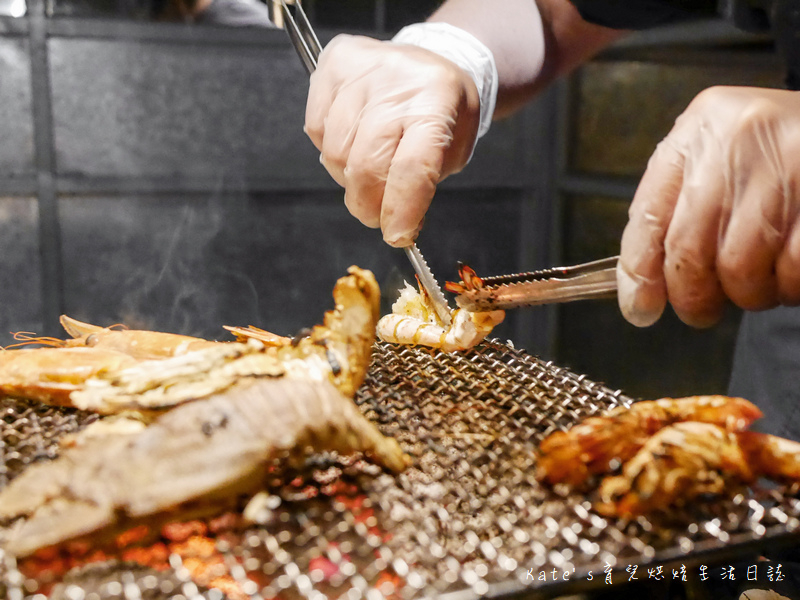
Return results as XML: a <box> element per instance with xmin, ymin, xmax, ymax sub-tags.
<box><xmin>0</xmin><ymin>197</ymin><xmax>43</xmax><ymax>345</ymax></box>
<box><xmin>49</xmin><ymin>35</ymin><xmax>324</xmax><ymax>183</ymax></box>
<box><xmin>557</xmin><ymin>195</ymin><xmax>741</xmax><ymax>398</ymax></box>
<box><xmin>59</xmin><ymin>188</ymin><xmax>521</xmax><ymax>342</ymax></box>
<box><xmin>0</xmin><ymin>38</ymin><xmax>34</xmax><ymax>179</ymax></box>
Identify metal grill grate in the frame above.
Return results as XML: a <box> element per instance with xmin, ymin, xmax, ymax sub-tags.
<box><xmin>1</xmin><ymin>339</ymin><xmax>800</xmax><ymax>600</ymax></box>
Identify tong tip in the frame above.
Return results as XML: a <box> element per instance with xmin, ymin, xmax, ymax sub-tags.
<box><xmin>404</xmin><ymin>244</ymin><xmax>452</xmax><ymax>327</ymax></box>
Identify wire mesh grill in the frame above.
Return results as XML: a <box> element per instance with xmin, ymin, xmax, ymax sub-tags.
<box><xmin>1</xmin><ymin>339</ymin><xmax>800</xmax><ymax>600</ymax></box>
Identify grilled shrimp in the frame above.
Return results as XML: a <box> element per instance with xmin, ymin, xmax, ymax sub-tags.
<box><xmin>223</xmin><ymin>325</ymin><xmax>291</xmax><ymax>347</ymax></box>
<box><xmin>594</xmin><ymin>425</ymin><xmax>800</xmax><ymax>517</ymax></box>
<box><xmin>0</xmin><ymin>347</ymin><xmax>139</xmax><ymax>406</ymax></box>
<box><xmin>536</xmin><ymin>396</ymin><xmax>763</xmax><ymax>487</ymax></box>
<box><xmin>70</xmin><ymin>266</ymin><xmax>381</xmax><ymax>413</ymax></box>
<box><xmin>594</xmin><ymin>422</ymin><xmax>755</xmax><ymax>518</ymax></box>
<box><xmin>735</xmin><ymin>430</ymin><xmax>800</xmax><ymax>482</ymax></box>
<box><xmin>0</xmin><ymin>378</ymin><xmax>410</xmax><ymax>558</ymax></box>
<box><xmin>58</xmin><ymin>315</ymin><xmax>223</xmax><ymax>359</ymax></box>
<box><xmin>0</xmin><ymin>317</ymin><xmax>225</xmax><ymax>406</ymax></box>
<box><xmin>377</xmin><ymin>280</ymin><xmax>505</xmax><ymax>352</ymax></box>
<box><xmin>0</xmin><ymin>267</ymin><xmax>381</xmax><ymax>413</ymax></box>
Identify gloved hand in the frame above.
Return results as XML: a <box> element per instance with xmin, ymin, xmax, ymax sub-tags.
<box><xmin>618</xmin><ymin>86</ymin><xmax>800</xmax><ymax>328</ymax></box>
<box><xmin>305</xmin><ymin>25</ymin><xmax>497</xmax><ymax>247</ymax></box>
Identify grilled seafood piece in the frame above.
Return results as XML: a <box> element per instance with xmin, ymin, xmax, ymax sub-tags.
<box><xmin>0</xmin><ymin>317</ymin><xmax>227</xmax><ymax>407</ymax></box>
<box><xmin>74</xmin><ymin>265</ymin><xmax>380</xmax><ymax>411</ymax></box>
<box><xmin>594</xmin><ymin>423</ymin><xmax>800</xmax><ymax>517</ymax></box>
<box><xmin>0</xmin><ymin>347</ymin><xmax>139</xmax><ymax>406</ymax></box>
<box><xmin>268</xmin><ymin>265</ymin><xmax>380</xmax><ymax>398</ymax></box>
<box><xmin>59</xmin><ymin>315</ymin><xmax>222</xmax><ymax>360</ymax></box>
<box><xmin>223</xmin><ymin>325</ymin><xmax>291</xmax><ymax>347</ymax></box>
<box><xmin>377</xmin><ymin>279</ymin><xmax>505</xmax><ymax>352</ymax></box>
<box><xmin>0</xmin><ymin>267</ymin><xmax>381</xmax><ymax>412</ymax></box>
<box><xmin>536</xmin><ymin>395</ymin><xmax>763</xmax><ymax>487</ymax></box>
<box><xmin>70</xmin><ymin>341</ymin><xmax>286</xmax><ymax>413</ymax></box>
<box><xmin>735</xmin><ymin>430</ymin><xmax>800</xmax><ymax>482</ymax></box>
<box><xmin>0</xmin><ymin>378</ymin><xmax>410</xmax><ymax>558</ymax></box>
<box><xmin>594</xmin><ymin>422</ymin><xmax>754</xmax><ymax>518</ymax></box>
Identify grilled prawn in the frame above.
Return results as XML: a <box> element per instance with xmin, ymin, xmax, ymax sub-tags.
<box><xmin>536</xmin><ymin>395</ymin><xmax>763</xmax><ymax>487</ymax></box>
<box><xmin>377</xmin><ymin>279</ymin><xmax>505</xmax><ymax>352</ymax></box>
<box><xmin>60</xmin><ymin>315</ymin><xmax>223</xmax><ymax>359</ymax></box>
<box><xmin>594</xmin><ymin>422</ymin><xmax>753</xmax><ymax>517</ymax></box>
<box><xmin>0</xmin><ymin>378</ymin><xmax>410</xmax><ymax>558</ymax></box>
<box><xmin>223</xmin><ymin>325</ymin><xmax>291</xmax><ymax>347</ymax></box>
<box><xmin>71</xmin><ymin>266</ymin><xmax>380</xmax><ymax>413</ymax></box>
<box><xmin>0</xmin><ymin>317</ymin><xmax>228</xmax><ymax>408</ymax></box>
<box><xmin>0</xmin><ymin>267</ymin><xmax>381</xmax><ymax>413</ymax></box>
<box><xmin>594</xmin><ymin>423</ymin><xmax>800</xmax><ymax>518</ymax></box>
<box><xmin>0</xmin><ymin>347</ymin><xmax>139</xmax><ymax>406</ymax></box>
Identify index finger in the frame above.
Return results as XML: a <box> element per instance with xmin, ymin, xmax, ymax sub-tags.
<box><xmin>304</xmin><ymin>34</ymin><xmax>357</xmax><ymax>150</ymax></box>
<box><xmin>618</xmin><ymin>137</ymin><xmax>686</xmax><ymax>326</ymax></box>
<box><xmin>380</xmin><ymin>119</ymin><xmax>453</xmax><ymax>247</ymax></box>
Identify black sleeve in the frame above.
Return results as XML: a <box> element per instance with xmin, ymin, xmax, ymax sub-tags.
<box><xmin>569</xmin><ymin>0</ymin><xmax>718</xmax><ymax>30</ymax></box>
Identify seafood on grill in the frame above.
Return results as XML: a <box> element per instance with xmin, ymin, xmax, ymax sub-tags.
<box><xmin>594</xmin><ymin>422</ymin><xmax>800</xmax><ymax>518</ymax></box>
<box><xmin>0</xmin><ymin>347</ymin><xmax>140</xmax><ymax>406</ymax></box>
<box><xmin>537</xmin><ymin>394</ymin><xmax>800</xmax><ymax>518</ymax></box>
<box><xmin>0</xmin><ymin>377</ymin><xmax>411</xmax><ymax>558</ymax></box>
<box><xmin>536</xmin><ymin>395</ymin><xmax>763</xmax><ymax>487</ymax></box>
<box><xmin>377</xmin><ymin>279</ymin><xmax>505</xmax><ymax>352</ymax></box>
<box><xmin>69</xmin><ymin>341</ymin><xmax>285</xmax><ymax>414</ymax></box>
<box><xmin>0</xmin><ymin>317</ymin><xmax>233</xmax><ymax>409</ymax></box>
<box><xmin>223</xmin><ymin>325</ymin><xmax>291</xmax><ymax>347</ymax></box>
<box><xmin>51</xmin><ymin>314</ymin><xmax>223</xmax><ymax>360</ymax></box>
<box><xmin>0</xmin><ymin>267</ymin><xmax>381</xmax><ymax>413</ymax></box>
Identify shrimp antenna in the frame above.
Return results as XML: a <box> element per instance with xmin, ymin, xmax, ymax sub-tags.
<box><xmin>2</xmin><ymin>331</ymin><xmax>67</xmax><ymax>350</ymax></box>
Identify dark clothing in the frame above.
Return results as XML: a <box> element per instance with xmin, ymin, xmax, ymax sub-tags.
<box><xmin>194</xmin><ymin>0</ymin><xmax>275</xmax><ymax>27</ymax></box>
<box><xmin>571</xmin><ymin>0</ymin><xmax>800</xmax><ymax>87</ymax></box>
<box><xmin>570</xmin><ymin>0</ymin><xmax>717</xmax><ymax>29</ymax></box>
<box><xmin>570</xmin><ymin>0</ymin><xmax>777</xmax><ymax>31</ymax></box>
<box><xmin>729</xmin><ymin>308</ymin><xmax>800</xmax><ymax>440</ymax></box>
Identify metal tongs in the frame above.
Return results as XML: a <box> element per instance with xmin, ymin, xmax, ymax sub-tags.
<box><xmin>279</xmin><ymin>0</ymin><xmax>453</xmax><ymax>326</ymax></box>
<box><xmin>447</xmin><ymin>256</ymin><xmax>619</xmax><ymax>312</ymax></box>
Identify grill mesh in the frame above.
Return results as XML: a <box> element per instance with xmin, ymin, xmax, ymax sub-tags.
<box><xmin>1</xmin><ymin>339</ymin><xmax>800</xmax><ymax>600</ymax></box>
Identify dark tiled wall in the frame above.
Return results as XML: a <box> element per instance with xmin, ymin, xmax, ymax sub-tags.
<box><xmin>48</xmin><ymin>32</ymin><xmax>534</xmax><ymax>187</ymax></box>
<box><xmin>0</xmin><ymin>36</ymin><xmax>40</xmax><ymax>346</ymax></box>
<box><xmin>58</xmin><ymin>188</ymin><xmax>522</xmax><ymax>341</ymax></box>
<box><xmin>571</xmin><ymin>60</ymin><xmax>787</xmax><ymax>177</ymax></box>
<box><xmin>0</xmin><ymin>37</ymin><xmax>35</xmax><ymax>177</ymax></box>
<box><xmin>0</xmin><ymin>197</ymin><xmax>43</xmax><ymax>343</ymax></box>
<box><xmin>556</xmin><ymin>195</ymin><xmax>742</xmax><ymax>399</ymax></box>
<box><xmin>49</xmin><ymin>35</ymin><xmax>318</xmax><ymax>183</ymax></box>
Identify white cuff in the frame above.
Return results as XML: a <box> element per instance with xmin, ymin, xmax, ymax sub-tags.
<box><xmin>392</xmin><ymin>22</ymin><xmax>498</xmax><ymax>140</ymax></box>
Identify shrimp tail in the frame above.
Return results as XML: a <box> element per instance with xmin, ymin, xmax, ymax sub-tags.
<box><xmin>736</xmin><ymin>431</ymin><xmax>800</xmax><ymax>482</ymax></box>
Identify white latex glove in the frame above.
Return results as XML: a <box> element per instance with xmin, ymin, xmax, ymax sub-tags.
<box><xmin>305</xmin><ymin>24</ymin><xmax>497</xmax><ymax>247</ymax></box>
<box><xmin>618</xmin><ymin>86</ymin><xmax>800</xmax><ymax>328</ymax></box>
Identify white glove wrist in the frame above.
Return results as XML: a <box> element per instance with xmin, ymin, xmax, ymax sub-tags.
<box><xmin>392</xmin><ymin>22</ymin><xmax>498</xmax><ymax>139</ymax></box>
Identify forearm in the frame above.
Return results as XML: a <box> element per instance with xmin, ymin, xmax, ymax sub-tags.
<box><xmin>429</xmin><ymin>0</ymin><xmax>625</xmax><ymax>118</ymax></box>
